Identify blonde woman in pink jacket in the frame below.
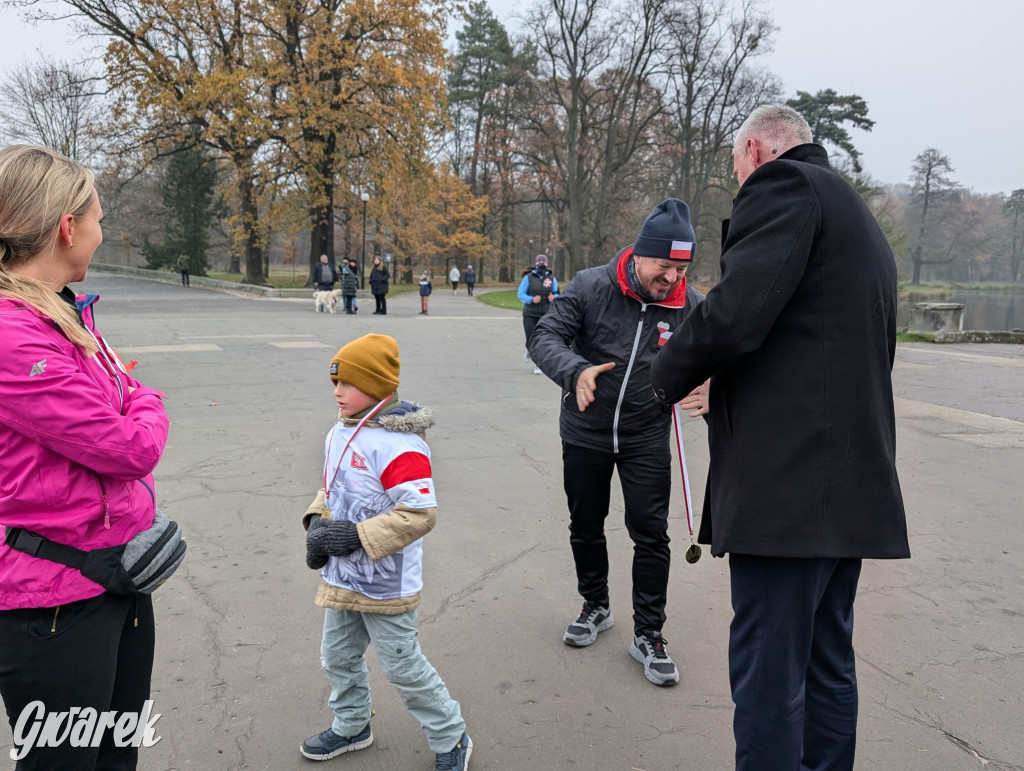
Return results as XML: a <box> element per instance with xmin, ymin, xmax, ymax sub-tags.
<box><xmin>0</xmin><ymin>145</ymin><xmax>170</xmax><ymax>770</ymax></box>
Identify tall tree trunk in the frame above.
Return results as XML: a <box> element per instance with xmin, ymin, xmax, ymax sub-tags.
<box><xmin>308</xmin><ymin>201</ymin><xmax>333</xmax><ymax>285</ymax></box>
<box><xmin>307</xmin><ymin>172</ymin><xmax>335</xmax><ymax>286</ymax></box>
<box><xmin>237</xmin><ymin>159</ymin><xmax>266</xmax><ymax>285</ymax></box>
<box><xmin>911</xmin><ymin>246</ymin><xmax>923</xmax><ymax>285</ymax></box>
<box><xmin>500</xmin><ymin>208</ymin><xmax>513</xmax><ymax>282</ymax></box>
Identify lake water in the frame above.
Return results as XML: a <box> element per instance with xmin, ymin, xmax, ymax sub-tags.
<box><xmin>898</xmin><ymin>291</ymin><xmax>1022</xmax><ymax>332</ymax></box>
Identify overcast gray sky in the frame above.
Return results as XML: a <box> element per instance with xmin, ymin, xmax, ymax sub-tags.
<box><xmin>3</xmin><ymin>0</ymin><xmax>1021</xmax><ymax>194</ymax></box>
<box><xmin>757</xmin><ymin>0</ymin><xmax>1023</xmax><ymax>195</ymax></box>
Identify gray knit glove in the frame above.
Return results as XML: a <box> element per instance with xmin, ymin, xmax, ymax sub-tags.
<box><xmin>306</xmin><ymin>518</ymin><xmax>363</xmax><ymax>560</ymax></box>
<box><xmin>305</xmin><ymin>517</ymin><xmax>329</xmax><ymax>570</ymax></box>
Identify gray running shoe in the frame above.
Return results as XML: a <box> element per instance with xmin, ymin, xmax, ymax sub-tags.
<box><xmin>630</xmin><ymin>631</ymin><xmax>680</xmax><ymax>686</ymax></box>
<box><xmin>563</xmin><ymin>601</ymin><xmax>613</xmax><ymax>647</ymax></box>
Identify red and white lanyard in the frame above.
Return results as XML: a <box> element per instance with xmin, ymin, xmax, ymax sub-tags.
<box><xmin>322</xmin><ymin>396</ymin><xmax>392</xmax><ymax>503</ymax></box>
<box><xmin>671</xmin><ymin>403</ymin><xmax>702</xmax><ymax>563</ymax></box>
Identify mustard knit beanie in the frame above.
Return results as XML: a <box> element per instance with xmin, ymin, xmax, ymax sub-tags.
<box><xmin>329</xmin><ymin>334</ymin><xmax>400</xmax><ymax>399</ymax></box>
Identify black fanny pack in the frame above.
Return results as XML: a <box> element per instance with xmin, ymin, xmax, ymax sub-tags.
<box><xmin>5</xmin><ymin>509</ymin><xmax>187</xmax><ymax>595</ymax></box>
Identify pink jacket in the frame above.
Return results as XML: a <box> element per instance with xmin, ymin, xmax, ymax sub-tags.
<box><xmin>0</xmin><ymin>292</ymin><xmax>169</xmax><ymax>610</ymax></box>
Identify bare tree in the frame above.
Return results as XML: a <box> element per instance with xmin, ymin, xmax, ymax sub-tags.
<box><xmin>906</xmin><ymin>148</ymin><xmax>960</xmax><ymax>285</ymax></box>
<box><xmin>1004</xmin><ymin>189</ymin><xmax>1024</xmax><ymax>282</ymax></box>
<box><xmin>659</xmin><ymin>0</ymin><xmax>780</xmax><ymax>272</ymax></box>
<box><xmin>524</xmin><ymin>0</ymin><xmax>672</xmax><ymax>274</ymax></box>
<box><xmin>0</xmin><ymin>57</ymin><xmax>106</xmax><ymax>162</ymax></box>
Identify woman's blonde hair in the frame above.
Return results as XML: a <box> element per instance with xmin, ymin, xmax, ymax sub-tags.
<box><xmin>0</xmin><ymin>144</ymin><xmax>97</xmax><ymax>353</ymax></box>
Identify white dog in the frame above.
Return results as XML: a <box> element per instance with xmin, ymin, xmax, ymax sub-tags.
<box><xmin>314</xmin><ymin>289</ymin><xmax>342</xmax><ymax>314</ymax></box>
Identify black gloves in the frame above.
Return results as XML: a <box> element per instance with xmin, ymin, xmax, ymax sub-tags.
<box><xmin>305</xmin><ymin>517</ymin><xmax>363</xmax><ymax>570</ymax></box>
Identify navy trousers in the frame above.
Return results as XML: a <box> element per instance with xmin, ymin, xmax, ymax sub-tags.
<box><xmin>729</xmin><ymin>555</ymin><xmax>861</xmax><ymax>771</ymax></box>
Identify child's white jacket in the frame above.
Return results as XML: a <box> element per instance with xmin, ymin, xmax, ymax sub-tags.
<box><xmin>311</xmin><ymin>401</ymin><xmax>437</xmax><ymax>614</ymax></box>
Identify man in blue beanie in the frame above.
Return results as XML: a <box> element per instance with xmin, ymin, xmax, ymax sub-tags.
<box><xmin>530</xmin><ymin>199</ymin><xmax>707</xmax><ymax>686</ymax></box>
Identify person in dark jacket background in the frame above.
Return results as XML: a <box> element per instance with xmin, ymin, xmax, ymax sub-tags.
<box><xmin>340</xmin><ymin>259</ymin><xmax>358</xmax><ymax>314</ymax></box>
<box><xmin>651</xmin><ymin>105</ymin><xmax>909</xmax><ymax>770</ymax></box>
<box><xmin>464</xmin><ymin>265</ymin><xmax>476</xmax><ymax>296</ymax></box>
<box><xmin>369</xmin><ymin>256</ymin><xmax>389</xmax><ymax>315</ymax></box>
<box><xmin>517</xmin><ymin>254</ymin><xmax>559</xmax><ymax>374</ymax></box>
<box><xmin>313</xmin><ymin>253</ymin><xmax>337</xmax><ymax>293</ymax></box>
<box><xmin>530</xmin><ymin>199</ymin><xmax>706</xmax><ymax>688</ymax></box>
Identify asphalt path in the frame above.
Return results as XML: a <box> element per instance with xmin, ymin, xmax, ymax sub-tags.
<box><xmin>2</xmin><ymin>273</ymin><xmax>1022</xmax><ymax>771</ymax></box>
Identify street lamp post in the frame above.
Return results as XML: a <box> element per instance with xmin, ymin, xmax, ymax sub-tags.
<box><xmin>360</xmin><ymin>192</ymin><xmax>369</xmax><ymax>290</ymax></box>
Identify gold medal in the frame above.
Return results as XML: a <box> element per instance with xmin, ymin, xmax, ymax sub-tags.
<box><xmin>685</xmin><ymin>543</ymin><xmax>702</xmax><ymax>564</ymax></box>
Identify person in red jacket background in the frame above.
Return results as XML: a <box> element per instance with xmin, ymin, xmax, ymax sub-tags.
<box><xmin>0</xmin><ymin>144</ymin><xmax>170</xmax><ymax>769</ymax></box>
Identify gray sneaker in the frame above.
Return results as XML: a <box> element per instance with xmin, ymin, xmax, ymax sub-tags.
<box><xmin>563</xmin><ymin>601</ymin><xmax>613</xmax><ymax>647</ymax></box>
<box><xmin>630</xmin><ymin>631</ymin><xmax>679</xmax><ymax>686</ymax></box>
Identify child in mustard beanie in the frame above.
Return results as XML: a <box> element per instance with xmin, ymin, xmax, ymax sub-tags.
<box><xmin>299</xmin><ymin>333</ymin><xmax>472</xmax><ymax>770</ymax></box>
<box><xmin>328</xmin><ymin>333</ymin><xmax>400</xmax><ymax>401</ymax></box>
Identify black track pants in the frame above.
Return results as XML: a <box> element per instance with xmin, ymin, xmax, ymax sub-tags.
<box><xmin>562</xmin><ymin>441</ymin><xmax>672</xmax><ymax>635</ymax></box>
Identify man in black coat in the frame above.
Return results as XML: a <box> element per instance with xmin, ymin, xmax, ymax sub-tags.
<box><xmin>650</xmin><ymin>105</ymin><xmax>909</xmax><ymax>769</ymax></box>
<box><xmin>531</xmin><ymin>199</ymin><xmax>706</xmax><ymax>687</ymax></box>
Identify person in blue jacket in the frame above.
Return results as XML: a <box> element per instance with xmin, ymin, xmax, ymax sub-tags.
<box><xmin>517</xmin><ymin>254</ymin><xmax>559</xmax><ymax>374</ymax></box>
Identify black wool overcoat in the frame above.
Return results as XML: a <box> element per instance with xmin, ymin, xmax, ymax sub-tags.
<box><xmin>650</xmin><ymin>144</ymin><xmax>909</xmax><ymax>560</ymax></box>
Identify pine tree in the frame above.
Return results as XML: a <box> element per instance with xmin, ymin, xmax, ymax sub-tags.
<box><xmin>142</xmin><ymin>142</ymin><xmax>222</xmax><ymax>274</ymax></box>
<box><xmin>786</xmin><ymin>89</ymin><xmax>874</xmax><ymax>173</ymax></box>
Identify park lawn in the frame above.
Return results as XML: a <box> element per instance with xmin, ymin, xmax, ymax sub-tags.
<box><xmin>206</xmin><ymin>270</ymin><xmax>418</xmax><ymax>294</ymax></box>
<box><xmin>477</xmin><ymin>290</ymin><xmax>522</xmax><ymax>311</ymax></box>
<box><xmin>896</xmin><ymin>332</ymin><xmax>935</xmax><ymax>343</ymax></box>
<box><xmin>207</xmin><ymin>270</ymin><xmax>309</xmax><ymax>288</ymax></box>
<box><xmin>899</xmin><ymin>281</ymin><xmax>1024</xmax><ymax>299</ymax></box>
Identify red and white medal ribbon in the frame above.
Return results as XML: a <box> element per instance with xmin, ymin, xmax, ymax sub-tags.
<box><xmin>323</xmin><ymin>396</ymin><xmax>393</xmax><ymax>503</ymax></box>
<box><xmin>671</xmin><ymin>403</ymin><xmax>702</xmax><ymax>563</ymax></box>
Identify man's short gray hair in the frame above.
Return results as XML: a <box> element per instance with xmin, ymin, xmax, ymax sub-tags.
<box><xmin>734</xmin><ymin>105</ymin><xmax>813</xmax><ymax>157</ymax></box>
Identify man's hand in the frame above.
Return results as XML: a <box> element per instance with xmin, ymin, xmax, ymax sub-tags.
<box><xmin>679</xmin><ymin>379</ymin><xmax>710</xmax><ymax>417</ymax></box>
<box><xmin>547</xmin><ymin>292</ymin><xmax>555</xmax><ymax>302</ymax></box>
<box><xmin>576</xmin><ymin>362</ymin><xmax>615</xmax><ymax>411</ymax></box>
<box><xmin>532</xmin><ymin>295</ymin><xmax>541</xmax><ymax>304</ymax></box>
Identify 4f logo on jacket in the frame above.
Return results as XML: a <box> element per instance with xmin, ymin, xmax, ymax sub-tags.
<box><xmin>29</xmin><ymin>359</ymin><xmax>47</xmax><ymax>377</ymax></box>
<box><xmin>350</xmin><ymin>452</ymin><xmax>368</xmax><ymax>470</ymax></box>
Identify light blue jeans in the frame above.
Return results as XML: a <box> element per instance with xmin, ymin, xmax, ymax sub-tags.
<box><xmin>321</xmin><ymin>608</ymin><xmax>465</xmax><ymax>752</ymax></box>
